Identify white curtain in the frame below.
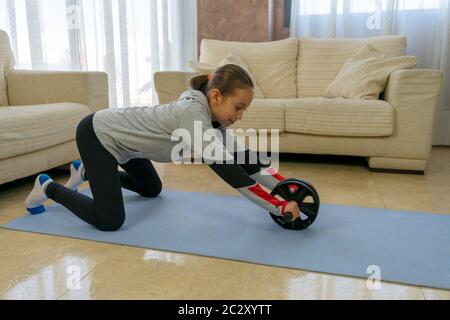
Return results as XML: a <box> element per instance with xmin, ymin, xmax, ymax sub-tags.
<box><xmin>290</xmin><ymin>0</ymin><xmax>450</xmax><ymax>146</ymax></box>
<box><xmin>0</xmin><ymin>0</ymin><xmax>197</xmax><ymax>108</ymax></box>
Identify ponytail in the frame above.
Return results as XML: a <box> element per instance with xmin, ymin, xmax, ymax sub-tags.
<box><xmin>189</xmin><ymin>74</ymin><xmax>211</xmax><ymax>96</ymax></box>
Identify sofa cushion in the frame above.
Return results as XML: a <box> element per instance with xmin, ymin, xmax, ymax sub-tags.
<box><xmin>285</xmin><ymin>98</ymin><xmax>394</xmax><ymax>137</ymax></box>
<box><xmin>0</xmin><ymin>103</ymin><xmax>91</xmax><ymax>160</ymax></box>
<box><xmin>0</xmin><ymin>30</ymin><xmax>15</xmax><ymax>106</ymax></box>
<box><xmin>189</xmin><ymin>53</ymin><xmax>265</xmax><ymax>98</ymax></box>
<box><xmin>230</xmin><ymin>98</ymin><xmax>286</xmax><ymax>133</ymax></box>
<box><xmin>200</xmin><ymin>38</ymin><xmax>298</xmax><ymax>99</ymax></box>
<box><xmin>297</xmin><ymin>36</ymin><xmax>407</xmax><ymax>97</ymax></box>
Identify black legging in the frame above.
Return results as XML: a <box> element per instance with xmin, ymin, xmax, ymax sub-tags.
<box><xmin>45</xmin><ymin>113</ymin><xmax>162</xmax><ymax>231</ymax></box>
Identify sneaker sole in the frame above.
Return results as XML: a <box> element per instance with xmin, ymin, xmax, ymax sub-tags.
<box><xmin>26</xmin><ymin>204</ymin><xmax>46</xmax><ymax>215</ymax></box>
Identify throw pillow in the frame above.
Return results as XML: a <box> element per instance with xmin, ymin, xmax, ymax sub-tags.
<box><xmin>323</xmin><ymin>44</ymin><xmax>417</xmax><ymax>99</ymax></box>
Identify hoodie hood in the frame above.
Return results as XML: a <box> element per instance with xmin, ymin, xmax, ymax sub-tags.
<box><xmin>179</xmin><ymin>89</ymin><xmax>209</xmax><ymax>108</ymax></box>
<box><xmin>178</xmin><ymin>89</ymin><xmax>213</xmax><ymax>121</ymax></box>
<box><xmin>178</xmin><ymin>89</ymin><xmax>225</xmax><ymax>130</ymax></box>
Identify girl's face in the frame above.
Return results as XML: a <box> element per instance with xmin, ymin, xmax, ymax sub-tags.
<box><xmin>208</xmin><ymin>87</ymin><xmax>254</xmax><ymax>127</ymax></box>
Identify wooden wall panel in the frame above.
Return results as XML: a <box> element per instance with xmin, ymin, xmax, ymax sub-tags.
<box><xmin>197</xmin><ymin>0</ymin><xmax>290</xmax><ymax>55</ymax></box>
<box><xmin>198</xmin><ymin>0</ymin><xmax>269</xmax><ymax>44</ymax></box>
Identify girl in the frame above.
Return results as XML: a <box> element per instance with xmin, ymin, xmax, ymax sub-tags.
<box><xmin>25</xmin><ymin>64</ymin><xmax>300</xmax><ymax>231</ymax></box>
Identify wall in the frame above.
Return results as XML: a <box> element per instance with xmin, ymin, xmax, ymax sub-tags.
<box><xmin>197</xmin><ymin>0</ymin><xmax>290</xmax><ymax>53</ymax></box>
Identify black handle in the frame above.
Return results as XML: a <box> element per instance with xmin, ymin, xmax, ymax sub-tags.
<box><xmin>282</xmin><ymin>212</ymin><xmax>293</xmax><ymax>222</ymax></box>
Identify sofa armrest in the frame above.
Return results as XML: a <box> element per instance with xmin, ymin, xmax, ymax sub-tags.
<box><xmin>154</xmin><ymin>71</ymin><xmax>196</xmax><ymax>104</ymax></box>
<box><xmin>7</xmin><ymin>70</ymin><xmax>109</xmax><ymax>113</ymax></box>
<box><xmin>382</xmin><ymin>69</ymin><xmax>443</xmax><ymax>159</ymax></box>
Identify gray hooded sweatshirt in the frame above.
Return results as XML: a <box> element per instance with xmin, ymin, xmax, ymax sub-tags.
<box><xmin>92</xmin><ymin>89</ymin><xmax>227</xmax><ymax>164</ymax></box>
<box><xmin>92</xmin><ymin>89</ymin><xmax>287</xmax><ymax>217</ymax></box>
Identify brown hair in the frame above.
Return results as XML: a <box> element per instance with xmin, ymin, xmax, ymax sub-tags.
<box><xmin>189</xmin><ymin>64</ymin><xmax>254</xmax><ymax>97</ymax></box>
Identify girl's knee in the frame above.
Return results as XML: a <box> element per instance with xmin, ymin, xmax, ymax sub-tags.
<box><xmin>96</xmin><ymin>215</ymin><xmax>125</xmax><ymax>231</ymax></box>
<box><xmin>140</xmin><ymin>181</ymin><xmax>162</xmax><ymax>198</ymax></box>
<box><xmin>141</xmin><ymin>186</ymin><xmax>162</xmax><ymax>198</ymax></box>
<box><xmin>97</xmin><ymin>220</ymin><xmax>124</xmax><ymax>232</ymax></box>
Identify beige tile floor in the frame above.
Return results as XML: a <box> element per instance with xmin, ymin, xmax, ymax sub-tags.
<box><xmin>1</xmin><ymin>147</ymin><xmax>450</xmax><ymax>300</ymax></box>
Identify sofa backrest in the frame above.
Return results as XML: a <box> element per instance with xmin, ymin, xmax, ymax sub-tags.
<box><xmin>199</xmin><ymin>38</ymin><xmax>298</xmax><ymax>99</ymax></box>
<box><xmin>297</xmin><ymin>35</ymin><xmax>407</xmax><ymax>97</ymax></box>
<box><xmin>0</xmin><ymin>30</ymin><xmax>15</xmax><ymax>106</ymax></box>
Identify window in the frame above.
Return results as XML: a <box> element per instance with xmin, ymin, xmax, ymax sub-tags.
<box><xmin>298</xmin><ymin>0</ymin><xmax>442</xmax><ymax>15</ymax></box>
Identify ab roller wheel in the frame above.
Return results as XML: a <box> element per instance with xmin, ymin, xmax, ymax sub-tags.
<box><xmin>270</xmin><ymin>178</ymin><xmax>320</xmax><ymax>230</ymax></box>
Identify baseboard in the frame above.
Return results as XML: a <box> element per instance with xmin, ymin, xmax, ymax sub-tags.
<box><xmin>369</xmin><ymin>167</ymin><xmax>425</xmax><ymax>175</ymax></box>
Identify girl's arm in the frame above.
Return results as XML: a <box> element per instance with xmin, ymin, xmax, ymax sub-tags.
<box><xmin>177</xmin><ymin>112</ymin><xmax>292</xmax><ymax>217</ymax></box>
<box><xmin>208</xmin><ymin>161</ymin><xmax>290</xmax><ymax>217</ymax></box>
<box><xmin>218</xmin><ymin>127</ymin><xmax>296</xmax><ymax>192</ymax></box>
<box><xmin>232</xmin><ymin>148</ymin><xmax>286</xmax><ymax>191</ymax></box>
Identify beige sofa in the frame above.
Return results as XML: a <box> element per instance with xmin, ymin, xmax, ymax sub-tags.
<box><xmin>154</xmin><ymin>36</ymin><xmax>443</xmax><ymax>174</ymax></box>
<box><xmin>0</xmin><ymin>30</ymin><xmax>109</xmax><ymax>185</ymax></box>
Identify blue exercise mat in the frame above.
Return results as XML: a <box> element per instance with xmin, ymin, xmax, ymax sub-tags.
<box><xmin>3</xmin><ymin>188</ymin><xmax>450</xmax><ymax>290</ymax></box>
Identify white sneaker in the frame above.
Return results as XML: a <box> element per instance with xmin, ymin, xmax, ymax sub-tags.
<box><xmin>25</xmin><ymin>174</ymin><xmax>53</xmax><ymax>214</ymax></box>
<box><xmin>64</xmin><ymin>160</ymin><xmax>86</xmax><ymax>192</ymax></box>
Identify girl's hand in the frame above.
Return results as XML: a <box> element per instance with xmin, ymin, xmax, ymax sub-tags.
<box><xmin>283</xmin><ymin>201</ymin><xmax>301</xmax><ymax>221</ymax></box>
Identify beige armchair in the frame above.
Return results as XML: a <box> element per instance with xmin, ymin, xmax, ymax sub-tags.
<box><xmin>0</xmin><ymin>30</ymin><xmax>109</xmax><ymax>185</ymax></box>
